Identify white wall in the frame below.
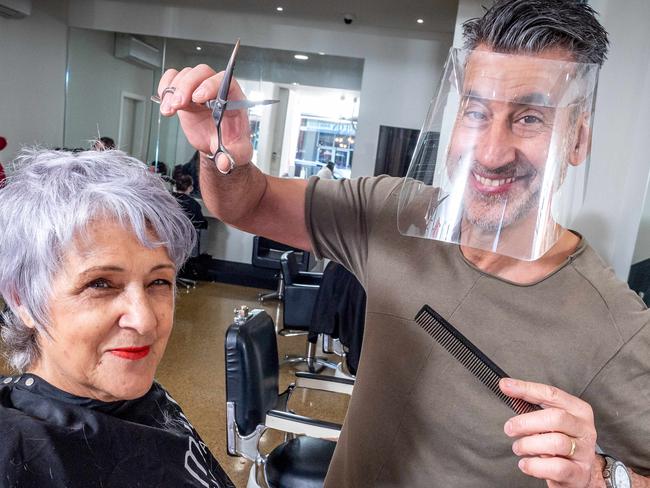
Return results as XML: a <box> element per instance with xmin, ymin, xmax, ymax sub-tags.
<box><xmin>64</xmin><ymin>28</ymin><xmax>156</xmax><ymax>156</ymax></box>
<box><xmin>0</xmin><ymin>0</ymin><xmax>68</xmax><ymax>165</ymax></box>
<box><xmin>575</xmin><ymin>0</ymin><xmax>650</xmax><ymax>278</ymax></box>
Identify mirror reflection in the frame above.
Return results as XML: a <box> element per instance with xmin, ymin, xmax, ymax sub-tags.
<box><xmin>64</xmin><ymin>27</ymin><xmax>364</xmax><ymax>190</ymax></box>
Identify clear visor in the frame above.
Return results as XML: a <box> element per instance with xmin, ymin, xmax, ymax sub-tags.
<box><xmin>397</xmin><ymin>48</ymin><xmax>599</xmax><ymax>261</ymax></box>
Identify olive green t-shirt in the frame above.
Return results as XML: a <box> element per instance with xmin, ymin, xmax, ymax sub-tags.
<box><xmin>305</xmin><ymin>175</ymin><xmax>650</xmax><ymax>487</ymax></box>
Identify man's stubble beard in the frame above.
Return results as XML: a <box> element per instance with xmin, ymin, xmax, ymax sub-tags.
<box><xmin>463</xmin><ymin>180</ymin><xmax>541</xmax><ymax>232</ymax></box>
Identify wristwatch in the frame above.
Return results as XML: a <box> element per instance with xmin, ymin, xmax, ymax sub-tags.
<box><xmin>602</xmin><ymin>454</ymin><xmax>632</xmax><ymax>488</ymax></box>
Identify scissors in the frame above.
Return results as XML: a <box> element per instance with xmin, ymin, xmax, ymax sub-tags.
<box><xmin>151</xmin><ymin>39</ymin><xmax>279</xmax><ymax>174</ymax></box>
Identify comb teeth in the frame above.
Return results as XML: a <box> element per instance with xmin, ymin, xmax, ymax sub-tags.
<box><xmin>415</xmin><ymin>306</ymin><xmax>539</xmax><ymax>416</ymax></box>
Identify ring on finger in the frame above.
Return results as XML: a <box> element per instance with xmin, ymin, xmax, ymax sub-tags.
<box><xmin>567</xmin><ymin>437</ymin><xmax>576</xmax><ymax>458</ymax></box>
<box><xmin>161</xmin><ymin>86</ymin><xmax>176</xmax><ymax>98</ymax></box>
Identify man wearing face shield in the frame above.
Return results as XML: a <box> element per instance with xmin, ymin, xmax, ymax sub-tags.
<box><xmin>158</xmin><ymin>0</ymin><xmax>650</xmax><ymax>486</ymax></box>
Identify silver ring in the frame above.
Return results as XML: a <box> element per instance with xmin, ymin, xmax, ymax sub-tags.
<box><xmin>162</xmin><ymin>86</ymin><xmax>176</xmax><ymax>97</ymax></box>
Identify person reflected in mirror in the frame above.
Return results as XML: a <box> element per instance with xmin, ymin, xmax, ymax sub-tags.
<box><xmin>316</xmin><ymin>161</ymin><xmax>335</xmax><ymax>180</ymax></box>
<box><xmin>92</xmin><ymin>136</ymin><xmax>116</xmax><ymax>151</ymax></box>
<box><xmin>0</xmin><ymin>148</ymin><xmax>234</xmax><ymax>488</ymax></box>
<box><xmin>181</xmin><ymin>150</ymin><xmax>201</xmax><ymax>197</ymax></box>
<box><xmin>173</xmin><ymin>174</ymin><xmax>208</xmax><ymax>230</ymax></box>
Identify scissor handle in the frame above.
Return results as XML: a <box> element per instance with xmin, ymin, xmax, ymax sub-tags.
<box><xmin>206</xmin><ymin>123</ymin><xmax>237</xmax><ymax>175</ymax></box>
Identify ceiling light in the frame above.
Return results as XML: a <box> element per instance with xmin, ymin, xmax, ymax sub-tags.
<box><xmin>318</xmin><ymin>52</ymin><xmax>325</xmax><ymax>56</ymax></box>
<box><xmin>276</xmin><ymin>6</ymin><xmax>283</xmax><ymax>11</ymax></box>
<box><xmin>417</xmin><ymin>18</ymin><xmax>424</xmax><ymax>24</ymax></box>
<box><xmin>294</xmin><ymin>54</ymin><xmax>309</xmax><ymax>60</ymax></box>
<box><xmin>196</xmin><ymin>46</ymin><xmax>202</xmax><ymax>51</ymax></box>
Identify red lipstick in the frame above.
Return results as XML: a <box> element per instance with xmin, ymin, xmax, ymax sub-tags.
<box><xmin>109</xmin><ymin>346</ymin><xmax>150</xmax><ymax>360</ymax></box>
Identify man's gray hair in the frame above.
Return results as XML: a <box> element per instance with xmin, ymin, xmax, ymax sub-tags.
<box><xmin>463</xmin><ymin>0</ymin><xmax>609</xmax><ymax>66</ymax></box>
<box><xmin>0</xmin><ymin>148</ymin><xmax>196</xmax><ymax>372</ymax></box>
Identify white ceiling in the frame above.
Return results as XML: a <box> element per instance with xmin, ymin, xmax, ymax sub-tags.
<box><xmin>120</xmin><ymin>0</ymin><xmax>460</xmax><ymax>35</ymax></box>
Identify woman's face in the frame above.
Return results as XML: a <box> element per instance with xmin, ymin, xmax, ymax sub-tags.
<box><xmin>28</xmin><ymin>219</ymin><xmax>176</xmax><ymax>402</ymax></box>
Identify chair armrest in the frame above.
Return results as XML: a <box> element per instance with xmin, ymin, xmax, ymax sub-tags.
<box><xmin>297</xmin><ymin>271</ymin><xmax>322</xmax><ymax>286</ymax></box>
<box><xmin>295</xmin><ymin>372</ymin><xmax>354</xmax><ymax>396</ymax></box>
<box><xmin>287</xmin><ymin>283</ymin><xmax>320</xmax><ymax>290</ymax></box>
<box><xmin>265</xmin><ymin>410</ymin><xmax>342</xmax><ymax>440</ymax></box>
<box><xmin>298</xmin><ymin>271</ymin><xmax>323</xmax><ymax>279</ymax></box>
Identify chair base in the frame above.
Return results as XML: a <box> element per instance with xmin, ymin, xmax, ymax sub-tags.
<box><xmin>281</xmin><ymin>342</ymin><xmax>338</xmax><ymax>373</ymax></box>
<box><xmin>258</xmin><ymin>274</ymin><xmax>284</xmax><ymax>302</ymax></box>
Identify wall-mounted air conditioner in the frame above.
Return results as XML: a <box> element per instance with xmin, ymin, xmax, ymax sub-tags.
<box><xmin>0</xmin><ymin>0</ymin><xmax>31</xmax><ymax>18</ymax></box>
<box><xmin>114</xmin><ymin>34</ymin><xmax>161</xmax><ymax>70</ymax></box>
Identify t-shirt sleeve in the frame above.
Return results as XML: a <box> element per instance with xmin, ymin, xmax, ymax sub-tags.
<box><xmin>582</xmin><ymin>322</ymin><xmax>650</xmax><ymax>476</ymax></box>
<box><xmin>304</xmin><ymin>175</ymin><xmax>402</xmax><ymax>285</ymax></box>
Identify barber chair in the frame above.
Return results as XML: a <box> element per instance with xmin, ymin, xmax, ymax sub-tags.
<box><xmin>226</xmin><ymin>307</ymin><xmax>354</xmax><ymax>488</ymax></box>
<box><xmin>310</xmin><ymin>261</ymin><xmax>366</xmax><ymax>378</ymax></box>
<box><xmin>252</xmin><ymin>236</ymin><xmax>310</xmax><ymax>301</ymax></box>
<box><xmin>280</xmin><ymin>251</ymin><xmax>337</xmax><ymax>373</ymax></box>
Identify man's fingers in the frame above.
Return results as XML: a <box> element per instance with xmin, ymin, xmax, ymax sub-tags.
<box><xmin>499</xmin><ymin>378</ymin><xmax>592</xmax><ymax>416</ymax></box>
<box><xmin>158</xmin><ymin>67</ymin><xmax>192</xmax><ymax>115</ymax></box>
<box><xmin>517</xmin><ymin>456</ymin><xmax>580</xmax><ymax>484</ymax></box>
<box><xmin>157</xmin><ymin>68</ymin><xmax>178</xmax><ymax>99</ymax></box>
<box><xmin>512</xmin><ymin>432</ymin><xmax>578</xmax><ymax>459</ymax></box>
<box><xmin>167</xmin><ymin>64</ymin><xmax>217</xmax><ymax>108</ymax></box>
<box><xmin>505</xmin><ymin>407</ymin><xmax>581</xmax><ymax>438</ymax></box>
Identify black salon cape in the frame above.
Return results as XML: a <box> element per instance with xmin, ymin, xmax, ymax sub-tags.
<box><xmin>0</xmin><ymin>373</ymin><xmax>234</xmax><ymax>488</ymax></box>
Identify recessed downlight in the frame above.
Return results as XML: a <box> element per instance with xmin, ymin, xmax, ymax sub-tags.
<box><xmin>417</xmin><ymin>18</ymin><xmax>424</xmax><ymax>24</ymax></box>
<box><xmin>294</xmin><ymin>54</ymin><xmax>309</xmax><ymax>60</ymax></box>
<box><xmin>196</xmin><ymin>45</ymin><xmax>202</xmax><ymax>51</ymax></box>
<box><xmin>276</xmin><ymin>6</ymin><xmax>283</xmax><ymax>11</ymax></box>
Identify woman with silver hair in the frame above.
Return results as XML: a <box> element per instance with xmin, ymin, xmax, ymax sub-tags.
<box><xmin>0</xmin><ymin>148</ymin><xmax>234</xmax><ymax>487</ymax></box>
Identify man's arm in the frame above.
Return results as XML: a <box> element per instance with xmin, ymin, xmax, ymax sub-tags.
<box><xmin>198</xmin><ymin>155</ymin><xmax>311</xmax><ymax>251</ymax></box>
<box><xmin>156</xmin><ymin>64</ymin><xmax>312</xmax><ymax>251</ymax></box>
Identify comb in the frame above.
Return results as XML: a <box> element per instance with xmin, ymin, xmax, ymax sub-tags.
<box><xmin>414</xmin><ymin>305</ymin><xmax>540</xmax><ymax>415</ymax></box>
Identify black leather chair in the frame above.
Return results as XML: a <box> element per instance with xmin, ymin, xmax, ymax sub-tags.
<box><xmin>252</xmin><ymin>236</ymin><xmax>310</xmax><ymax>301</ymax></box>
<box><xmin>310</xmin><ymin>261</ymin><xmax>366</xmax><ymax>377</ymax></box>
<box><xmin>225</xmin><ymin>307</ymin><xmax>353</xmax><ymax>488</ymax></box>
<box><xmin>280</xmin><ymin>251</ymin><xmax>337</xmax><ymax>373</ymax></box>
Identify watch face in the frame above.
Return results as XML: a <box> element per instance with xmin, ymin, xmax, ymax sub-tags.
<box><xmin>613</xmin><ymin>463</ymin><xmax>631</xmax><ymax>488</ymax></box>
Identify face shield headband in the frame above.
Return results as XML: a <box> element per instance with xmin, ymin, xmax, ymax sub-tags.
<box><xmin>397</xmin><ymin>48</ymin><xmax>599</xmax><ymax>261</ymax></box>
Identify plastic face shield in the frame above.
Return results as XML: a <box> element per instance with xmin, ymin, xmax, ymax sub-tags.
<box><xmin>397</xmin><ymin>48</ymin><xmax>599</xmax><ymax>261</ymax></box>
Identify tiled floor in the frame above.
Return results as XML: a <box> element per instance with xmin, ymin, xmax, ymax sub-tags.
<box><xmin>1</xmin><ymin>282</ymin><xmax>350</xmax><ymax>487</ymax></box>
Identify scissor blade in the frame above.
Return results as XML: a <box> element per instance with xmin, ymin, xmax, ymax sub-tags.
<box><xmin>151</xmin><ymin>95</ymin><xmax>279</xmax><ymax>112</ymax></box>
<box><xmin>218</xmin><ymin>38</ymin><xmax>240</xmax><ymax>103</ymax></box>
<box><xmin>208</xmin><ymin>99</ymin><xmax>280</xmax><ymax>111</ymax></box>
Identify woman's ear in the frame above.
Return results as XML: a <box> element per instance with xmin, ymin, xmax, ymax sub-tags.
<box><xmin>16</xmin><ymin>306</ymin><xmax>36</xmax><ymax>329</ymax></box>
<box><xmin>569</xmin><ymin>112</ymin><xmax>591</xmax><ymax>167</ymax></box>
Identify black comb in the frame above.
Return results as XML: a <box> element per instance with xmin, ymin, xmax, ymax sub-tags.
<box><xmin>415</xmin><ymin>305</ymin><xmax>540</xmax><ymax>415</ymax></box>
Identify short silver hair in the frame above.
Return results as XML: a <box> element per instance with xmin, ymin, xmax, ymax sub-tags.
<box><xmin>463</xmin><ymin>0</ymin><xmax>609</xmax><ymax>66</ymax></box>
<box><xmin>0</xmin><ymin>148</ymin><xmax>196</xmax><ymax>372</ymax></box>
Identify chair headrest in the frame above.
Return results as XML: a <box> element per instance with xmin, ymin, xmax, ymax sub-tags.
<box><xmin>225</xmin><ymin>310</ymin><xmax>280</xmax><ymax>436</ymax></box>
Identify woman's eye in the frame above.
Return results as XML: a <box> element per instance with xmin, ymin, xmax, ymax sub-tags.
<box><xmin>151</xmin><ymin>279</ymin><xmax>173</xmax><ymax>287</ymax></box>
<box><xmin>88</xmin><ymin>279</ymin><xmax>111</xmax><ymax>289</ymax></box>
